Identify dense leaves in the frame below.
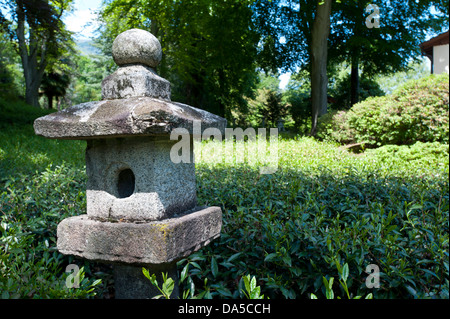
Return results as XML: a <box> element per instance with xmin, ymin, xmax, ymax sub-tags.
<box><xmin>0</xmin><ymin>106</ymin><xmax>101</xmax><ymax>298</ymax></box>
<box><xmin>0</xmin><ymin>0</ymin><xmax>75</xmax><ymax>107</ymax></box>
<box><xmin>185</xmin><ymin>137</ymin><xmax>449</xmax><ymax>299</ymax></box>
<box><xmin>0</xmin><ymin>165</ymin><xmax>102</xmax><ymax>298</ymax></box>
<box><xmin>317</xmin><ymin>74</ymin><xmax>449</xmax><ymax>146</ymax></box>
<box><xmin>0</xmin><ymin>119</ymin><xmax>448</xmax><ymax>298</ymax></box>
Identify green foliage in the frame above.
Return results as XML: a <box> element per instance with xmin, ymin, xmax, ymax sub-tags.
<box><xmin>1</xmin><ymin>0</ymin><xmax>76</xmax><ymax>107</ymax></box>
<box><xmin>329</xmin><ymin>0</ymin><xmax>448</xmax><ymax>81</ymax></box>
<box><xmin>242</xmin><ymin>275</ymin><xmax>265</xmax><ymax>299</ymax></box>
<box><xmin>375</xmin><ymin>58</ymin><xmax>431</xmax><ymax>95</ymax></box>
<box><xmin>328</xmin><ymin>71</ymin><xmax>385</xmax><ymax>111</ymax></box>
<box><xmin>70</xmin><ymin>53</ymin><xmax>113</xmax><ymax>105</ymax></box>
<box><xmin>142</xmin><ymin>269</ymin><xmax>175</xmax><ymax>299</ymax></box>
<box><xmin>0</xmin><ymin>31</ymin><xmax>23</xmax><ymax>97</ymax></box>
<box><xmin>318</xmin><ymin>74</ymin><xmax>449</xmax><ymax>147</ymax></box>
<box><xmin>365</xmin><ymin>142</ymin><xmax>449</xmax><ymax>172</ymax></box>
<box><xmin>316</xmin><ymin>110</ymin><xmax>355</xmax><ymax>144</ymax></box>
<box><xmin>98</xmin><ymin>0</ymin><xmax>260</xmax><ymax>119</ymax></box>
<box><xmin>284</xmin><ymin>70</ymin><xmax>312</xmax><ymax>134</ymax></box>
<box><xmin>0</xmin><ymin>111</ymin><xmax>85</xmax><ymax>178</ymax></box>
<box><xmin>0</xmin><ymin>109</ymin><xmax>101</xmax><ymax>298</ymax></box>
<box><xmin>0</xmin><ymin>163</ymin><xmax>103</xmax><ymax>298</ymax></box>
<box><xmin>264</xmin><ymin>90</ymin><xmax>285</xmax><ymax>127</ymax></box>
<box><xmin>41</xmin><ymin>71</ymin><xmax>71</xmax><ymax>109</ymax></box>
<box><xmin>144</xmin><ymin>266</ymin><xmax>266</xmax><ymax>299</ymax></box>
<box><xmin>310</xmin><ymin>262</ymin><xmax>373</xmax><ymax>299</ymax></box>
<box><xmin>187</xmin><ymin>137</ymin><xmax>449</xmax><ymax>299</ymax></box>
<box><xmin>0</xmin><ymin>97</ymin><xmax>53</xmax><ymax>128</ymax></box>
<box><xmin>1</xmin><ymin>101</ymin><xmax>448</xmax><ymax>298</ymax></box>
<box><xmin>235</xmin><ymin>72</ymin><xmax>290</xmax><ymax>128</ymax></box>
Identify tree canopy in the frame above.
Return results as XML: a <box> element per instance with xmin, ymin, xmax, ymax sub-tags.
<box><xmin>97</xmin><ymin>0</ymin><xmax>261</xmax><ymax>119</ymax></box>
<box><xmin>0</xmin><ymin>0</ymin><xmax>448</xmax><ymax>130</ymax></box>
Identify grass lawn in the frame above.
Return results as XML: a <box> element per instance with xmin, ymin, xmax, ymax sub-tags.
<box><xmin>0</xmin><ymin>107</ymin><xmax>448</xmax><ymax>298</ymax></box>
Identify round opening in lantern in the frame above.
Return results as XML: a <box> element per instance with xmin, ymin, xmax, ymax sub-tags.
<box><xmin>117</xmin><ymin>168</ymin><xmax>135</xmax><ymax>198</ymax></box>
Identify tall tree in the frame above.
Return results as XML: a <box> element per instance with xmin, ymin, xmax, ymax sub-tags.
<box><xmin>253</xmin><ymin>0</ymin><xmax>336</xmax><ymax>135</ymax></box>
<box><xmin>0</xmin><ymin>0</ymin><xmax>74</xmax><ymax>107</ymax></box>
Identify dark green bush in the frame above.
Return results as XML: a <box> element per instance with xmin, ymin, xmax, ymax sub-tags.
<box><xmin>0</xmin><ymin>165</ymin><xmax>102</xmax><ymax>298</ymax></box>
<box><xmin>177</xmin><ymin>161</ymin><xmax>449</xmax><ymax>299</ymax></box>
<box><xmin>317</xmin><ymin>74</ymin><xmax>449</xmax><ymax>147</ymax></box>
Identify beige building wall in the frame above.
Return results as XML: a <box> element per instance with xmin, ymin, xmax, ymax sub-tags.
<box><xmin>433</xmin><ymin>44</ymin><xmax>449</xmax><ymax>74</ymax></box>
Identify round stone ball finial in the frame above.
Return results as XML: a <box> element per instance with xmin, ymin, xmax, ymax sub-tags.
<box><xmin>112</xmin><ymin>29</ymin><xmax>162</xmax><ymax>68</ymax></box>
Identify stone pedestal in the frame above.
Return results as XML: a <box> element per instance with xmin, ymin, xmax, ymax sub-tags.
<box><xmin>57</xmin><ymin>207</ymin><xmax>222</xmax><ymax>264</ymax></box>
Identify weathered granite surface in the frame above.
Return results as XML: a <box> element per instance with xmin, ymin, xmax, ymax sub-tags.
<box><xmin>35</xmin><ymin>28</ymin><xmax>224</xmax><ymax>288</ymax></box>
<box><xmin>85</xmin><ymin>136</ymin><xmax>196</xmax><ymax>222</ymax></box>
<box><xmin>57</xmin><ymin>206</ymin><xmax>222</xmax><ymax>265</ymax></box>
<box><xmin>33</xmin><ymin>97</ymin><xmax>226</xmax><ymax>139</ymax></box>
<box><xmin>112</xmin><ymin>29</ymin><xmax>162</xmax><ymax>68</ymax></box>
<box><xmin>102</xmin><ymin>64</ymin><xmax>171</xmax><ymax>100</ymax></box>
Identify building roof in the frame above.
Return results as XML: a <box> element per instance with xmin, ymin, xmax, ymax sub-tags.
<box><xmin>420</xmin><ymin>31</ymin><xmax>449</xmax><ymax>59</ymax></box>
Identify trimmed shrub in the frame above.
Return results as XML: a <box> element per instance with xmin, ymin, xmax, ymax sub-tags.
<box><xmin>316</xmin><ymin>110</ymin><xmax>355</xmax><ymax>144</ymax></box>
<box><xmin>317</xmin><ymin>73</ymin><xmax>449</xmax><ymax>147</ymax></box>
<box><xmin>184</xmin><ymin>163</ymin><xmax>449</xmax><ymax>299</ymax></box>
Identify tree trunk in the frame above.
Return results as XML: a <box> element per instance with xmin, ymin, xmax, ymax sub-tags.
<box><xmin>24</xmin><ymin>80</ymin><xmax>41</xmax><ymax>107</ymax></box>
<box><xmin>217</xmin><ymin>68</ymin><xmax>226</xmax><ymax>118</ymax></box>
<box><xmin>16</xmin><ymin>2</ymin><xmax>48</xmax><ymax>108</ymax></box>
<box><xmin>310</xmin><ymin>0</ymin><xmax>332</xmax><ymax>136</ymax></box>
<box><xmin>47</xmin><ymin>94</ymin><xmax>54</xmax><ymax>109</ymax></box>
<box><xmin>21</xmin><ymin>56</ymin><xmax>46</xmax><ymax>108</ymax></box>
<box><xmin>350</xmin><ymin>54</ymin><xmax>360</xmax><ymax>107</ymax></box>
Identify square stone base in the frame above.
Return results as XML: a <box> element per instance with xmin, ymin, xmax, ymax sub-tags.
<box><xmin>57</xmin><ymin>206</ymin><xmax>222</xmax><ymax>265</ymax></box>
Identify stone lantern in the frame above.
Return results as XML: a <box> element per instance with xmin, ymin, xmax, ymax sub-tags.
<box><xmin>34</xmin><ymin>28</ymin><xmax>225</xmax><ymax>298</ymax></box>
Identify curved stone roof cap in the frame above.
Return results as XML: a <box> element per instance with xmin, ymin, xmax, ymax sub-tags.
<box><xmin>34</xmin><ymin>97</ymin><xmax>227</xmax><ymax>139</ymax></box>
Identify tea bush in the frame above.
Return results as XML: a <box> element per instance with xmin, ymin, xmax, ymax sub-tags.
<box><xmin>317</xmin><ymin>73</ymin><xmax>449</xmax><ymax>147</ymax></box>
<box><xmin>0</xmin><ymin>164</ymin><xmax>103</xmax><ymax>298</ymax></box>
<box><xmin>173</xmin><ymin>138</ymin><xmax>449</xmax><ymax>299</ymax></box>
<box><xmin>187</xmin><ymin>166</ymin><xmax>448</xmax><ymax>299</ymax></box>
